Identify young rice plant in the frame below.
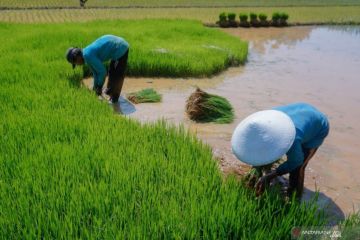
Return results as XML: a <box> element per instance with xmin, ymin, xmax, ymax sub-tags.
<box><xmin>0</xmin><ymin>19</ymin><xmax>328</xmax><ymax>239</ymax></box>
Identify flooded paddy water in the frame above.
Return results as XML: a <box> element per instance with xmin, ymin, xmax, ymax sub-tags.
<box><xmin>83</xmin><ymin>26</ymin><xmax>360</xmax><ymax>219</ymax></box>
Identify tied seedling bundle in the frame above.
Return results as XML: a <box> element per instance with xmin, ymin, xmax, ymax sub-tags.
<box><xmin>186</xmin><ymin>88</ymin><xmax>234</xmax><ymax>123</ymax></box>
<box><xmin>127</xmin><ymin>88</ymin><xmax>162</xmax><ymax>104</ymax></box>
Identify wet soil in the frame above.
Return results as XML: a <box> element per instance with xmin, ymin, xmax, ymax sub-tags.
<box><xmin>83</xmin><ymin>26</ymin><xmax>360</xmax><ymax>219</ymax></box>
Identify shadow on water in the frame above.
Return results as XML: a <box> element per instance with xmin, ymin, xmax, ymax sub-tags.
<box><xmin>302</xmin><ymin>188</ymin><xmax>345</xmax><ymax>226</ymax></box>
<box><xmin>112</xmin><ymin>96</ymin><xmax>136</xmax><ymax>115</ymax></box>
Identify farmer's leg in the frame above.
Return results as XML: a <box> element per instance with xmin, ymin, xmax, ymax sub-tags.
<box><xmin>105</xmin><ymin>60</ymin><xmax>116</xmax><ymax>97</ymax></box>
<box><xmin>288</xmin><ymin>166</ymin><xmax>301</xmax><ymax>198</ymax></box>
<box><xmin>107</xmin><ymin>50</ymin><xmax>129</xmax><ymax>103</ymax></box>
<box><xmin>288</xmin><ymin>148</ymin><xmax>313</xmax><ymax>198</ymax></box>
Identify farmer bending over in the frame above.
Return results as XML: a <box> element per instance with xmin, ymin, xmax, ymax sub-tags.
<box><xmin>231</xmin><ymin>103</ymin><xmax>329</xmax><ymax>198</ymax></box>
<box><xmin>66</xmin><ymin>34</ymin><xmax>129</xmax><ymax>103</ymax></box>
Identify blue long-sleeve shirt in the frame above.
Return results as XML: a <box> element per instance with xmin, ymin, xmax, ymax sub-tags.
<box><xmin>83</xmin><ymin>35</ymin><xmax>129</xmax><ymax>88</ymax></box>
<box><xmin>274</xmin><ymin>103</ymin><xmax>329</xmax><ymax>174</ymax></box>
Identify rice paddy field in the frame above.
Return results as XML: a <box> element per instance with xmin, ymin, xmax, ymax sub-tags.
<box><xmin>1</xmin><ymin>6</ymin><xmax>360</xmax><ymax>24</ymax></box>
<box><xmin>1</xmin><ymin>0</ymin><xmax>360</xmax><ymax>238</ymax></box>
<box><xmin>0</xmin><ymin>19</ymin><xmax>330</xmax><ymax>239</ymax></box>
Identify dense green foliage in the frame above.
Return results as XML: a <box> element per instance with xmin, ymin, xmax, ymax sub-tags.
<box><xmin>219</xmin><ymin>12</ymin><xmax>227</xmax><ymax>22</ymax></box>
<box><xmin>250</xmin><ymin>12</ymin><xmax>258</xmax><ymax>21</ymax></box>
<box><xmin>227</xmin><ymin>12</ymin><xmax>236</xmax><ymax>21</ymax></box>
<box><xmin>239</xmin><ymin>13</ymin><xmax>248</xmax><ymax>22</ymax></box>
<box><xmin>127</xmin><ymin>88</ymin><xmax>162</xmax><ymax>103</ymax></box>
<box><xmin>75</xmin><ymin>20</ymin><xmax>246</xmax><ymax>78</ymax></box>
<box><xmin>280</xmin><ymin>12</ymin><xmax>289</xmax><ymax>21</ymax></box>
<box><xmin>259</xmin><ymin>13</ymin><xmax>268</xmax><ymax>21</ymax></box>
<box><xmin>272</xmin><ymin>12</ymin><xmax>281</xmax><ymax>21</ymax></box>
<box><xmin>0</xmin><ymin>19</ymin><xmax>327</xmax><ymax>238</ymax></box>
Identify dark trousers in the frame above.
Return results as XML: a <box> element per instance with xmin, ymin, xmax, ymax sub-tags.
<box><xmin>105</xmin><ymin>50</ymin><xmax>129</xmax><ymax>102</ymax></box>
<box><xmin>288</xmin><ymin>147</ymin><xmax>310</xmax><ymax>198</ymax></box>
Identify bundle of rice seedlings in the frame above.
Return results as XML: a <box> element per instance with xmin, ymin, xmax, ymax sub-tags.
<box><xmin>243</xmin><ymin>167</ymin><xmax>263</xmax><ymax>189</ymax></box>
<box><xmin>127</xmin><ymin>88</ymin><xmax>162</xmax><ymax>104</ymax></box>
<box><xmin>186</xmin><ymin>88</ymin><xmax>234</xmax><ymax>123</ymax></box>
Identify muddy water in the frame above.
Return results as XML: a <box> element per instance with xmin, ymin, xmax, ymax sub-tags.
<box><xmin>83</xmin><ymin>26</ymin><xmax>360</xmax><ymax>218</ymax></box>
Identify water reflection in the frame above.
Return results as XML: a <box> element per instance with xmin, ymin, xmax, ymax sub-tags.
<box><xmin>224</xmin><ymin>27</ymin><xmax>314</xmax><ymax>54</ymax></box>
<box><xmin>325</xmin><ymin>26</ymin><xmax>360</xmax><ymax>36</ymax></box>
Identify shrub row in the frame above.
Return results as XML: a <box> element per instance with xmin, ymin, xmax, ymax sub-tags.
<box><xmin>218</xmin><ymin>12</ymin><xmax>289</xmax><ymax>28</ymax></box>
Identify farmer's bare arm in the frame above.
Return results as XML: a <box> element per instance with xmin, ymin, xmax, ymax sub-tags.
<box><xmin>256</xmin><ymin>148</ymin><xmax>318</xmax><ymax>195</ymax></box>
<box><xmin>303</xmin><ymin>148</ymin><xmax>318</xmax><ymax>167</ymax></box>
<box><xmin>255</xmin><ymin>171</ymin><xmax>279</xmax><ymax>196</ymax></box>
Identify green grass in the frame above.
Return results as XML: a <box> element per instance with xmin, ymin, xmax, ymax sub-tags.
<box><xmin>76</xmin><ymin>20</ymin><xmax>247</xmax><ymax>78</ymax></box>
<box><xmin>0</xmin><ymin>19</ymin><xmax>328</xmax><ymax>238</ymax></box>
<box><xmin>1</xmin><ymin>0</ymin><xmax>360</xmax><ymax>8</ymax></box>
<box><xmin>127</xmin><ymin>88</ymin><xmax>162</xmax><ymax>104</ymax></box>
<box><xmin>341</xmin><ymin>211</ymin><xmax>360</xmax><ymax>227</ymax></box>
<box><xmin>340</xmin><ymin>212</ymin><xmax>360</xmax><ymax>239</ymax></box>
<box><xmin>1</xmin><ymin>6</ymin><xmax>360</xmax><ymax>24</ymax></box>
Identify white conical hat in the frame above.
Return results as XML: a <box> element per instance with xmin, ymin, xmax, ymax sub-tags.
<box><xmin>231</xmin><ymin>110</ymin><xmax>296</xmax><ymax>166</ymax></box>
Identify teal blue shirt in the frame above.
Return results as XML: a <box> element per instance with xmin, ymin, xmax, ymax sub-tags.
<box><xmin>83</xmin><ymin>35</ymin><xmax>129</xmax><ymax>88</ymax></box>
<box><xmin>274</xmin><ymin>103</ymin><xmax>329</xmax><ymax>174</ymax></box>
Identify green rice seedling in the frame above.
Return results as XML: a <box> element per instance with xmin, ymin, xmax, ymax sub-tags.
<box><xmin>279</xmin><ymin>12</ymin><xmax>290</xmax><ymax>25</ymax></box>
<box><xmin>243</xmin><ymin>167</ymin><xmax>263</xmax><ymax>188</ymax></box>
<box><xmin>239</xmin><ymin>13</ymin><xmax>250</xmax><ymax>27</ymax></box>
<box><xmin>340</xmin><ymin>211</ymin><xmax>360</xmax><ymax>227</ymax></box>
<box><xmin>239</xmin><ymin>13</ymin><xmax>248</xmax><ymax>22</ymax></box>
<box><xmin>66</xmin><ymin>19</ymin><xmax>247</xmax><ymax>78</ymax></box>
<box><xmin>259</xmin><ymin>13</ymin><xmax>268</xmax><ymax>21</ymax></box>
<box><xmin>258</xmin><ymin>13</ymin><xmax>269</xmax><ymax>26</ymax></box>
<box><xmin>227</xmin><ymin>12</ymin><xmax>238</xmax><ymax>27</ymax></box>
<box><xmin>338</xmin><ymin>212</ymin><xmax>360</xmax><ymax>239</ymax></box>
<box><xmin>227</xmin><ymin>12</ymin><xmax>236</xmax><ymax>21</ymax></box>
<box><xmin>127</xmin><ymin>88</ymin><xmax>162</xmax><ymax>104</ymax></box>
<box><xmin>218</xmin><ymin>12</ymin><xmax>229</xmax><ymax>27</ymax></box>
<box><xmin>249</xmin><ymin>12</ymin><xmax>258</xmax><ymax>21</ymax></box>
<box><xmin>218</xmin><ymin>12</ymin><xmax>227</xmax><ymax>22</ymax></box>
<box><xmin>272</xmin><ymin>12</ymin><xmax>281</xmax><ymax>26</ymax></box>
<box><xmin>0</xmin><ymin>19</ymin><xmax>332</xmax><ymax>239</ymax></box>
<box><xmin>185</xmin><ymin>88</ymin><xmax>234</xmax><ymax>123</ymax></box>
<box><xmin>249</xmin><ymin>12</ymin><xmax>260</xmax><ymax>27</ymax></box>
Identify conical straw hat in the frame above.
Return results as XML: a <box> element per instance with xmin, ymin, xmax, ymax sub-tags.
<box><xmin>231</xmin><ymin>110</ymin><xmax>296</xmax><ymax>166</ymax></box>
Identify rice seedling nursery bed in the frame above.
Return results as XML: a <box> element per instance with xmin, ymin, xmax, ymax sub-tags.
<box><xmin>0</xmin><ymin>19</ymin><xmax>330</xmax><ymax>238</ymax></box>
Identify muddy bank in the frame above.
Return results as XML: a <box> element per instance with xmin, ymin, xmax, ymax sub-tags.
<box><xmin>84</xmin><ymin>26</ymin><xmax>360</xmax><ymax>219</ymax></box>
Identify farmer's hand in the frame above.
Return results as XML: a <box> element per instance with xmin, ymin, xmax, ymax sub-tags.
<box><xmin>255</xmin><ymin>171</ymin><xmax>278</xmax><ymax>196</ymax></box>
<box><xmin>255</xmin><ymin>175</ymin><xmax>269</xmax><ymax>196</ymax></box>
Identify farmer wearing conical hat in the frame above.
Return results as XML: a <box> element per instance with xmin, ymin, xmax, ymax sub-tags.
<box><xmin>66</xmin><ymin>35</ymin><xmax>129</xmax><ymax>103</ymax></box>
<box><xmin>231</xmin><ymin>103</ymin><xmax>329</xmax><ymax>198</ymax></box>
